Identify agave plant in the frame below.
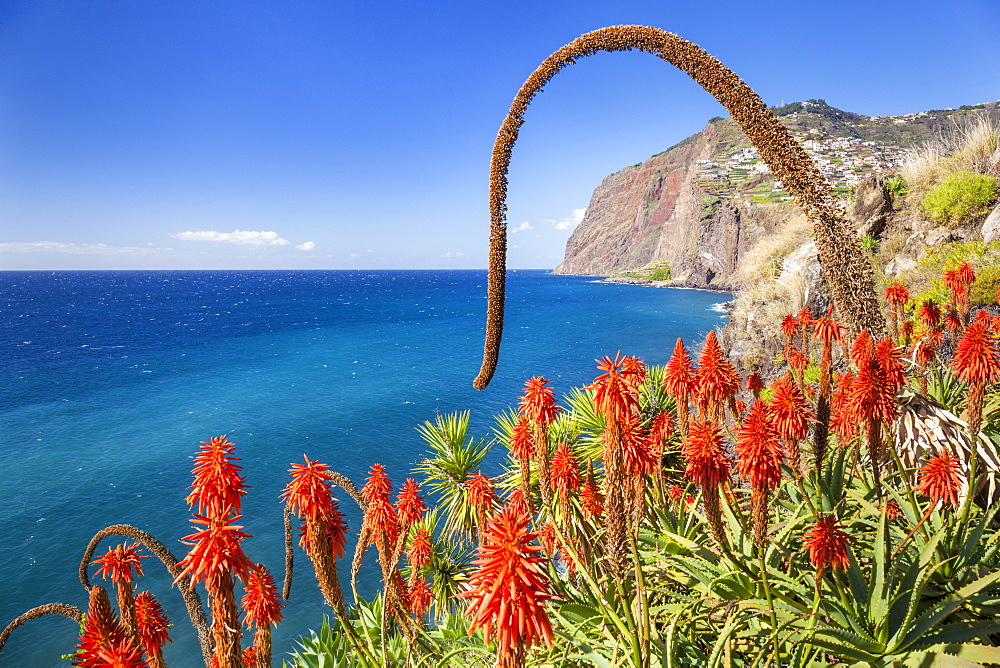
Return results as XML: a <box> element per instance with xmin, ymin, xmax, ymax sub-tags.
<box><xmin>415</xmin><ymin>411</ymin><xmax>493</xmax><ymax>543</ymax></box>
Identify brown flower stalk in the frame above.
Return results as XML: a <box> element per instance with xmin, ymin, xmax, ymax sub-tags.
<box><xmin>79</xmin><ymin>524</ymin><xmax>212</xmax><ymax>664</ymax></box>
<box><xmin>475</xmin><ymin>25</ymin><xmax>883</xmax><ymax>390</ymax></box>
<box><xmin>0</xmin><ymin>603</ymin><xmax>84</xmax><ymax>653</ymax></box>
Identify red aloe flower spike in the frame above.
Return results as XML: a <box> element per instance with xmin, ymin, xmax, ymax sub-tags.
<box><xmin>681</xmin><ymin>419</ymin><xmax>731</xmax><ymax>545</ymax></box>
<box><xmin>884</xmin><ymin>283</ymin><xmax>910</xmax><ymax>340</ymax></box>
<box><xmin>550</xmin><ymin>441</ymin><xmax>581</xmax><ymax>520</ymax></box>
<box><xmin>175</xmin><ymin>512</ymin><xmax>253</xmax><ymax>586</ymax></box>
<box><xmin>781</xmin><ymin>314</ymin><xmax>800</xmax><ymax>341</ymax></box>
<box><xmin>508</xmin><ymin>417</ymin><xmax>535</xmax><ymax>509</ymax></box>
<box><xmin>537</xmin><ymin>521</ymin><xmax>557</xmax><ymax>555</ymax></box>
<box><xmin>915</xmin><ymin>450</ymin><xmax>964</xmax><ymax>509</ymax></box>
<box><xmin>664</xmin><ymin>338</ymin><xmax>697</xmax><ymax>437</ymax></box>
<box><xmin>395</xmin><ymin>478</ymin><xmax>426</xmax><ymax>530</ymax></box>
<box><xmin>73</xmin><ymin>585</ymin><xmax>148</xmax><ymax>668</ymax></box>
<box><xmin>849</xmin><ymin>350</ymin><xmax>899</xmax><ymax>499</ymax></box>
<box><xmin>901</xmin><ymin>319</ymin><xmax>915</xmax><ymax>347</ymax></box>
<box><xmin>828</xmin><ymin>371</ymin><xmax>859</xmax><ymax>445</ymax></box>
<box><xmin>849</xmin><ymin>330</ymin><xmax>876</xmax><ymax>367</ymax></box>
<box><xmin>134</xmin><ymin>591</ymin><xmax>170</xmax><ymax>668</ymax></box>
<box><xmin>945</xmin><ymin>309</ymin><xmax>963</xmax><ymax>334</ymax></box>
<box><xmin>620</xmin><ymin>416</ymin><xmax>657</xmax><ymax>523</ymax></box>
<box><xmin>281</xmin><ymin>455</ymin><xmax>347</xmax><ymax>616</ymax></box>
<box><xmin>175</xmin><ymin>511</ymin><xmax>250</xmax><ymax>668</ymax></box>
<box><xmin>943</xmin><ymin>269</ymin><xmax>962</xmax><ymax>305</ymax></box>
<box><xmin>695</xmin><ymin>331</ymin><xmax>741</xmax><ymax>421</ymax></box>
<box><xmin>736</xmin><ymin>398</ymin><xmax>747</xmax><ymax>415</ymax></box>
<box><xmin>520</xmin><ymin>377</ymin><xmax>560</xmax><ymax>509</ymax></box>
<box><xmin>735</xmin><ymin>401</ymin><xmax>784</xmax><ymax>547</ymax></box>
<box><xmin>591</xmin><ymin>353</ymin><xmax>642</xmax><ymax>576</ymax></box>
<box><xmin>519</xmin><ymin>376</ymin><xmax>562</xmax><ymax>426</ymax></box>
<box><xmin>590</xmin><ymin>352</ymin><xmax>639</xmax><ymax>421</ymax></box>
<box><xmin>186</xmin><ymin>435</ymin><xmax>248</xmax><ymax>517</ymax></box>
<box><xmin>460</xmin><ymin>505</ymin><xmax>559</xmax><ymax>667</ymax></box>
<box><xmin>506</xmin><ymin>487</ymin><xmax>531</xmax><ymax>519</ymax></box>
<box><xmin>361</xmin><ymin>464</ymin><xmax>406</xmax><ymax>621</ymax></box>
<box><xmin>955</xmin><ymin>261</ymin><xmax>976</xmax><ymax>323</ymax></box>
<box><xmin>621</xmin><ymin>355</ymin><xmax>648</xmax><ymax>388</ymax></box>
<box><xmin>953</xmin><ymin>319</ymin><xmax>1000</xmax><ymax>447</ymax></box>
<box><xmin>797</xmin><ymin>307</ymin><xmax>814</xmax><ymax>356</ymax></box>
<box><xmin>361</xmin><ymin>463</ymin><xmax>392</xmax><ymax>505</ymax></box>
<box><xmin>92</xmin><ymin>543</ymin><xmax>147</xmax><ymax>639</ymax></box>
<box><xmin>803</xmin><ymin>515</ymin><xmax>850</xmax><ymax>577</ymax></box>
<box><xmin>918</xmin><ymin>299</ymin><xmax>942</xmax><ymax>331</ymax></box>
<box><xmin>913</xmin><ymin>339</ymin><xmax>937</xmax><ymax>397</ymax></box>
<box><xmin>884</xmin><ymin>500</ymin><xmax>903</xmax><ymax>521</ymax></box>
<box><xmin>811</xmin><ymin>309</ymin><xmax>843</xmax><ymax>468</ymax></box>
<box><xmin>466</xmin><ymin>472</ymin><xmax>498</xmax><ymax>532</ymax></box>
<box><xmin>280</xmin><ymin>455</ymin><xmax>348</xmax><ymax>559</ymax></box>
<box><xmin>407</xmin><ymin>527</ymin><xmax>433</xmax><ymax>575</ymax></box>
<box><xmin>649</xmin><ymin>411</ymin><xmax>676</xmax><ymax>493</ymax></box>
<box><xmin>649</xmin><ymin>410</ymin><xmax>676</xmax><ymax>452</ymax></box>
<box><xmin>786</xmin><ymin>344</ymin><xmax>810</xmax><ymax>390</ymax></box>
<box><xmin>241</xmin><ymin>563</ymin><xmax>283</xmax><ymax>668</ymax></box>
<box><xmin>242</xmin><ymin>647</ymin><xmax>260</xmax><ymax>668</ymax></box>
<box><xmin>580</xmin><ymin>459</ymin><xmax>604</xmax><ymax>519</ymax></box>
<box><xmin>874</xmin><ymin>337</ymin><xmax>907</xmax><ymax>393</ymax></box>
<box><xmin>746</xmin><ymin>371</ymin><xmax>765</xmax><ymax>398</ymax></box>
<box><xmin>769</xmin><ymin>376</ymin><xmax>812</xmax><ymax>473</ymax></box>
<box><xmin>667</xmin><ymin>484</ymin><xmax>685</xmax><ymax>502</ymax></box>
<box><xmin>956</xmin><ymin>260</ymin><xmax>976</xmax><ymax>286</ymax></box>
<box><xmin>408</xmin><ymin>576</ymin><xmax>433</xmax><ymax>619</ymax></box>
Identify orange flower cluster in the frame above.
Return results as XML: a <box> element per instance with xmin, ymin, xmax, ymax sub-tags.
<box><xmin>915</xmin><ymin>451</ymin><xmax>963</xmax><ymax>509</ymax></box>
<box><xmin>803</xmin><ymin>515</ymin><xmax>850</xmax><ymax>574</ymax></box>
<box><xmin>461</xmin><ymin>505</ymin><xmax>558</xmax><ymax>666</ymax></box>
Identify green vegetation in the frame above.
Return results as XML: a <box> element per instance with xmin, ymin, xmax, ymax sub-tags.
<box><xmin>649</xmin><ymin>267</ymin><xmax>672</xmax><ymax>281</ymax></box>
<box><xmin>905</xmin><ymin>240</ymin><xmax>1000</xmax><ymax>306</ymax></box>
<box><xmin>922</xmin><ymin>171</ymin><xmax>997</xmax><ymax>224</ymax></box>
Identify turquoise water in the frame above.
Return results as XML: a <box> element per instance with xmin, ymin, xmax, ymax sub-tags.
<box><xmin>0</xmin><ymin>270</ymin><xmax>729</xmax><ymax>665</ymax></box>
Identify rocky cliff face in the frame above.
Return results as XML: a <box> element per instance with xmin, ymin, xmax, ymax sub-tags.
<box><xmin>555</xmin><ymin>129</ymin><xmax>714</xmax><ymax>277</ymax></box>
<box><xmin>554</xmin><ymin>120</ymin><xmax>795</xmax><ymax>289</ymax></box>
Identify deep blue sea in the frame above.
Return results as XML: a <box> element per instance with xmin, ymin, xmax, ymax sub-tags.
<box><xmin>0</xmin><ymin>269</ymin><xmax>728</xmax><ymax>665</ymax></box>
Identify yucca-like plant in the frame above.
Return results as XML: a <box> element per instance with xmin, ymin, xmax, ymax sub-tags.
<box><xmin>415</xmin><ymin>411</ymin><xmax>493</xmax><ymax>543</ymax></box>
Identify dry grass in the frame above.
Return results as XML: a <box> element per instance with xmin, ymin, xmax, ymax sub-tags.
<box><xmin>734</xmin><ymin>211</ymin><xmax>811</xmax><ymax>288</ymax></box>
<box><xmin>902</xmin><ymin>115</ymin><xmax>1000</xmax><ymax>207</ymax></box>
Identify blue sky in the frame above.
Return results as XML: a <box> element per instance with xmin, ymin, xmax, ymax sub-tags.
<box><xmin>1</xmin><ymin>0</ymin><xmax>998</xmax><ymax>270</ymax></box>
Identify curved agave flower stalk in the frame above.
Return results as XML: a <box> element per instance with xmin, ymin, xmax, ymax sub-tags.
<box><xmin>0</xmin><ymin>603</ymin><xmax>84</xmax><ymax>653</ymax></box>
<box><xmin>79</xmin><ymin>524</ymin><xmax>212</xmax><ymax>664</ymax></box>
<box><xmin>474</xmin><ymin>25</ymin><xmax>882</xmax><ymax>390</ymax></box>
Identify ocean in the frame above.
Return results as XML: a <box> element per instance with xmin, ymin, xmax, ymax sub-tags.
<box><xmin>0</xmin><ymin>269</ymin><xmax>729</xmax><ymax>665</ymax></box>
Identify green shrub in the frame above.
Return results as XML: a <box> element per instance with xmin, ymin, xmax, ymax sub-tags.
<box><xmin>922</xmin><ymin>170</ymin><xmax>997</xmax><ymax>223</ymax></box>
<box><xmin>649</xmin><ymin>267</ymin><xmax>672</xmax><ymax>281</ymax></box>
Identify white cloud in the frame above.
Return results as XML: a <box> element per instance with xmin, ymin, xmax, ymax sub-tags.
<box><xmin>171</xmin><ymin>229</ymin><xmax>289</xmax><ymax>245</ymax></box>
<box><xmin>295</xmin><ymin>241</ymin><xmax>316</xmax><ymax>251</ymax></box>
<box><xmin>551</xmin><ymin>208</ymin><xmax>587</xmax><ymax>231</ymax></box>
<box><xmin>442</xmin><ymin>252</ymin><xmax>465</xmax><ymax>258</ymax></box>
<box><xmin>0</xmin><ymin>241</ymin><xmax>169</xmax><ymax>255</ymax></box>
<box><xmin>348</xmin><ymin>253</ymin><xmax>361</xmax><ymax>258</ymax></box>
<box><xmin>511</xmin><ymin>221</ymin><xmax>534</xmax><ymax>234</ymax></box>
